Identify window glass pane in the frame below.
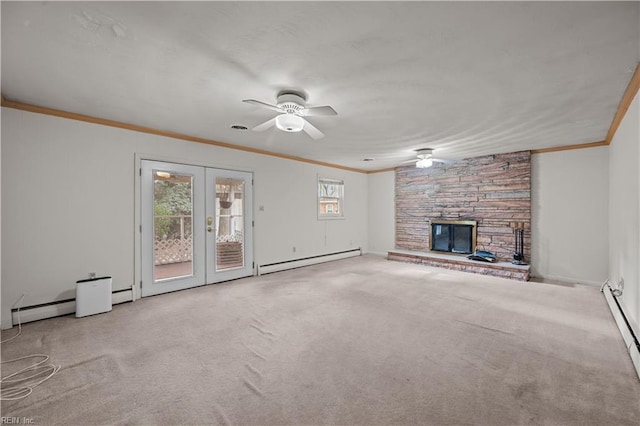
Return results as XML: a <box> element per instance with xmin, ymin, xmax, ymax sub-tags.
<box><xmin>216</xmin><ymin>177</ymin><xmax>244</xmax><ymax>271</ymax></box>
<box><xmin>153</xmin><ymin>171</ymin><xmax>194</xmax><ymax>281</ymax></box>
<box><xmin>318</xmin><ymin>178</ymin><xmax>344</xmax><ymax>218</ymax></box>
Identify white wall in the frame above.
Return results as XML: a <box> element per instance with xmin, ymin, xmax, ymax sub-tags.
<box><xmin>609</xmin><ymin>90</ymin><xmax>640</xmax><ymax>332</ymax></box>
<box><xmin>369</xmin><ymin>151</ymin><xmax>612</xmax><ymax>285</ymax></box>
<box><xmin>4</xmin><ymin>99</ymin><xmax>637</xmax><ymax>332</ymax></box>
<box><xmin>367</xmin><ymin>171</ymin><xmax>395</xmax><ymax>255</ymax></box>
<box><xmin>1</xmin><ymin>108</ymin><xmax>368</xmax><ymax>328</ymax></box>
<box><xmin>0</xmin><ymin>107</ymin><xmax>2</xmax><ymax>324</ymax></box>
<box><xmin>531</xmin><ymin>146</ymin><xmax>609</xmax><ymax>285</ymax></box>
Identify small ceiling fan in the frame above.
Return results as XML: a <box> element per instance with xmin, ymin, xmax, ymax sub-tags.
<box><xmin>407</xmin><ymin>148</ymin><xmax>456</xmax><ymax>168</ymax></box>
<box><xmin>242</xmin><ymin>91</ymin><xmax>337</xmax><ymax>140</ymax></box>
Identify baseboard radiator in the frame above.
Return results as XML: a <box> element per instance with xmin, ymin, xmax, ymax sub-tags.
<box><xmin>601</xmin><ymin>281</ymin><xmax>640</xmax><ymax>379</ymax></box>
<box><xmin>257</xmin><ymin>248</ymin><xmax>361</xmax><ymax>276</ymax></box>
<box><xmin>11</xmin><ymin>289</ymin><xmax>133</xmax><ymax>326</ymax></box>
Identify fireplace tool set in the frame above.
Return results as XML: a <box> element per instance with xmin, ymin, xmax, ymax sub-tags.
<box><xmin>512</xmin><ymin>223</ymin><xmax>527</xmax><ymax>265</ymax></box>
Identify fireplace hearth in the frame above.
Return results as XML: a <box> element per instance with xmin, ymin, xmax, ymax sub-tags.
<box><xmin>430</xmin><ymin>220</ymin><xmax>477</xmax><ymax>255</ymax></box>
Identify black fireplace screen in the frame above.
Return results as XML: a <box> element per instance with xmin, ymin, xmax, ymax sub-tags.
<box><xmin>431</xmin><ymin>222</ymin><xmax>475</xmax><ymax>254</ymax></box>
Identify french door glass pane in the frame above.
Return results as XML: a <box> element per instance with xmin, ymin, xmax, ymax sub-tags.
<box><xmin>216</xmin><ymin>177</ymin><xmax>244</xmax><ymax>271</ymax></box>
<box><xmin>153</xmin><ymin>170</ymin><xmax>194</xmax><ymax>281</ymax></box>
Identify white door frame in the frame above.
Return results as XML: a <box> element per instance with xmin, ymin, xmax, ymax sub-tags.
<box><xmin>205</xmin><ymin>168</ymin><xmax>254</xmax><ymax>282</ymax></box>
<box><xmin>135</xmin><ymin>155</ymin><xmax>254</xmax><ymax>299</ymax></box>
<box><xmin>141</xmin><ymin>161</ymin><xmax>206</xmax><ymax>297</ymax></box>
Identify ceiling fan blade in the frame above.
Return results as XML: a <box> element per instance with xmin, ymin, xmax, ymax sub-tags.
<box><xmin>301</xmin><ymin>105</ymin><xmax>337</xmax><ymax>116</ymax></box>
<box><xmin>242</xmin><ymin>99</ymin><xmax>282</xmax><ymax>113</ymax></box>
<box><xmin>433</xmin><ymin>157</ymin><xmax>457</xmax><ymax>164</ymax></box>
<box><xmin>252</xmin><ymin>117</ymin><xmax>276</xmax><ymax>132</ymax></box>
<box><xmin>302</xmin><ymin>118</ymin><xmax>325</xmax><ymax>140</ymax></box>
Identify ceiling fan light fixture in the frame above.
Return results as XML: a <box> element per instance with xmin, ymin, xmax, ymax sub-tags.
<box><xmin>416</xmin><ymin>158</ymin><xmax>433</xmax><ymax>168</ymax></box>
<box><xmin>275</xmin><ymin>114</ymin><xmax>304</xmax><ymax>132</ymax></box>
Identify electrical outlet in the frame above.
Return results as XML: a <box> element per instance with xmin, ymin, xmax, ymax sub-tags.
<box><xmin>293</xmin><ymin>246</ymin><xmax>296</xmax><ymax>253</ymax></box>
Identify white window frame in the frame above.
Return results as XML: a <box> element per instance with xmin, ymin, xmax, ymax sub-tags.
<box><xmin>318</xmin><ymin>177</ymin><xmax>344</xmax><ymax>220</ymax></box>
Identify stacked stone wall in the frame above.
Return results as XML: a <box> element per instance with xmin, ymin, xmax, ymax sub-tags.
<box><xmin>395</xmin><ymin>151</ymin><xmax>531</xmax><ymax>263</ymax></box>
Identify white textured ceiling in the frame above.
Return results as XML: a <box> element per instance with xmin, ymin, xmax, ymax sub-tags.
<box><xmin>2</xmin><ymin>2</ymin><xmax>639</xmax><ymax>171</ymax></box>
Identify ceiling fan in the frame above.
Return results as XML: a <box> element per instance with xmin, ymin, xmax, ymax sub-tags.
<box><xmin>242</xmin><ymin>91</ymin><xmax>337</xmax><ymax>140</ymax></box>
<box><xmin>407</xmin><ymin>148</ymin><xmax>456</xmax><ymax>168</ymax></box>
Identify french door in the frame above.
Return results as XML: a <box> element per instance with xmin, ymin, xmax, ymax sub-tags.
<box><xmin>141</xmin><ymin>160</ymin><xmax>253</xmax><ymax>297</ymax></box>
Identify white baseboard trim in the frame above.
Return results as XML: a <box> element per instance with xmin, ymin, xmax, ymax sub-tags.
<box><xmin>11</xmin><ymin>289</ymin><xmax>133</xmax><ymax>326</ymax></box>
<box><xmin>257</xmin><ymin>248</ymin><xmax>361</xmax><ymax>275</ymax></box>
<box><xmin>602</xmin><ymin>283</ymin><xmax>640</xmax><ymax>380</ymax></box>
<box><xmin>531</xmin><ymin>273</ymin><xmax>603</xmax><ymax>286</ymax></box>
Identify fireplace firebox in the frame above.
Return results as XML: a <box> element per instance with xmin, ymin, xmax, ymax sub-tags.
<box><xmin>430</xmin><ymin>220</ymin><xmax>477</xmax><ymax>254</ymax></box>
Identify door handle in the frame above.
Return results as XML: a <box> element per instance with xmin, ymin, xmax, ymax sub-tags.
<box><xmin>207</xmin><ymin>226</ymin><xmax>213</xmax><ymax>232</ymax></box>
<box><xmin>207</xmin><ymin>216</ymin><xmax>213</xmax><ymax>225</ymax></box>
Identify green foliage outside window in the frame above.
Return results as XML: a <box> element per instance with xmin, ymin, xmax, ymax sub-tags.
<box><xmin>154</xmin><ymin>180</ymin><xmax>193</xmax><ymax>239</ymax></box>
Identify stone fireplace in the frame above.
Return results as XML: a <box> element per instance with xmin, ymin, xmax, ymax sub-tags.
<box><xmin>389</xmin><ymin>151</ymin><xmax>531</xmax><ymax>281</ymax></box>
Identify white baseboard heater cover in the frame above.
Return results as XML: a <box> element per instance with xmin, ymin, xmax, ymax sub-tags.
<box><xmin>257</xmin><ymin>248</ymin><xmax>361</xmax><ymax>275</ymax></box>
<box><xmin>76</xmin><ymin>276</ymin><xmax>112</xmax><ymax>317</ymax></box>
<box><xmin>602</xmin><ymin>283</ymin><xmax>640</xmax><ymax>380</ymax></box>
<box><xmin>11</xmin><ymin>288</ymin><xmax>133</xmax><ymax>326</ymax></box>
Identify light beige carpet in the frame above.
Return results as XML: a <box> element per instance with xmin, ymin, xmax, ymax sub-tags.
<box><xmin>2</xmin><ymin>255</ymin><xmax>639</xmax><ymax>425</ymax></box>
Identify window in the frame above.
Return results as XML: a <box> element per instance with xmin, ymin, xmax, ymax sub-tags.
<box><xmin>318</xmin><ymin>178</ymin><xmax>344</xmax><ymax>219</ymax></box>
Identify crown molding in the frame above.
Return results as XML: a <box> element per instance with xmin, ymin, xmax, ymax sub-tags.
<box><xmin>1</xmin><ymin>95</ymin><xmax>620</xmax><ymax>172</ymax></box>
<box><xmin>367</xmin><ymin>167</ymin><xmax>396</xmax><ymax>174</ymax></box>
<box><xmin>606</xmin><ymin>61</ymin><xmax>640</xmax><ymax>144</ymax></box>
<box><xmin>530</xmin><ymin>140</ymin><xmax>608</xmax><ymax>154</ymax></box>
<box><xmin>0</xmin><ymin>97</ymin><xmax>368</xmax><ymax>174</ymax></box>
